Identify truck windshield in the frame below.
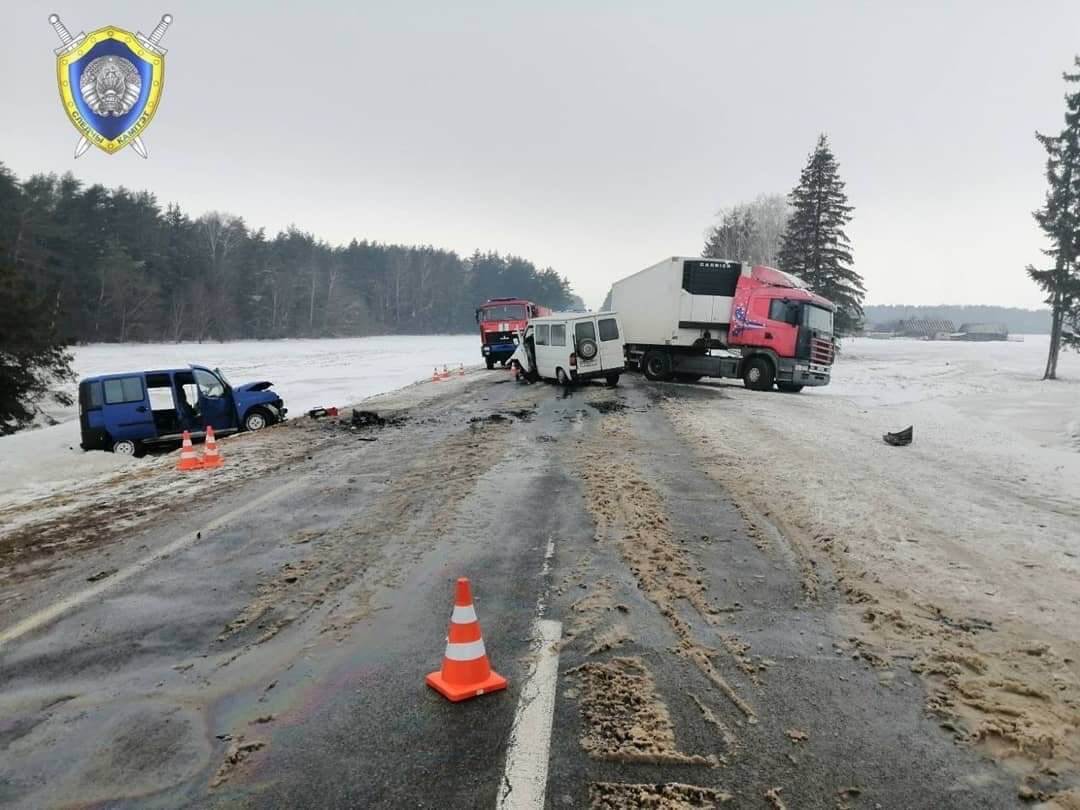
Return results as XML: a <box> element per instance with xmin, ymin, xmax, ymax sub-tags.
<box><xmin>480</xmin><ymin>304</ymin><xmax>526</xmax><ymax>321</ymax></box>
<box><xmin>803</xmin><ymin>305</ymin><xmax>834</xmax><ymax>334</ymax></box>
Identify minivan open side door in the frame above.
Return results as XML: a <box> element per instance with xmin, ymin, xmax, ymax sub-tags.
<box><xmin>191</xmin><ymin>365</ymin><xmax>239</xmax><ymax>433</ymax></box>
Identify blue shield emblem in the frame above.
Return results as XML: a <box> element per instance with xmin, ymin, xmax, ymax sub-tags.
<box><xmin>52</xmin><ymin>17</ymin><xmax>171</xmax><ymax>156</ymax></box>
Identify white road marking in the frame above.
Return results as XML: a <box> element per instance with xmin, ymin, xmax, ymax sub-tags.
<box><xmin>495</xmin><ymin>618</ymin><xmax>562</xmax><ymax>810</ymax></box>
<box><xmin>0</xmin><ymin>477</ymin><xmax>307</xmax><ymax>649</ymax></box>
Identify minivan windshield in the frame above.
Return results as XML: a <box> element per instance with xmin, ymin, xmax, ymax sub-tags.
<box><xmin>480</xmin><ymin>304</ymin><xmax>526</xmax><ymax>321</ymax></box>
<box><xmin>803</xmin><ymin>305</ymin><xmax>833</xmax><ymax>334</ymax></box>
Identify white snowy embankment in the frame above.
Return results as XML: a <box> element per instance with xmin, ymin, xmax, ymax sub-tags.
<box><xmin>0</xmin><ymin>335</ymin><xmax>481</xmax><ymax>507</ymax></box>
<box><xmin>667</xmin><ymin>335</ymin><xmax>1080</xmax><ymax>638</ymax></box>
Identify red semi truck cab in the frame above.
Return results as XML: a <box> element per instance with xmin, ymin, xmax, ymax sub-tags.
<box><xmin>475</xmin><ymin>298</ymin><xmax>552</xmax><ymax>369</ymax></box>
<box><xmin>729</xmin><ymin>264</ymin><xmax>836</xmax><ymax>376</ymax></box>
<box><xmin>611</xmin><ymin>258</ymin><xmax>836</xmax><ymax>391</ymax></box>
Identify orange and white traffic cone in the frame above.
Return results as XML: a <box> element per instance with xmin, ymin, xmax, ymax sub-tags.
<box><xmin>177</xmin><ymin>431</ymin><xmax>203</xmax><ymax>471</ymax></box>
<box><xmin>440</xmin><ymin>365</ymin><xmax>451</xmax><ymax>380</ymax></box>
<box><xmin>202</xmin><ymin>425</ymin><xmax>224</xmax><ymax>469</ymax></box>
<box><xmin>432</xmin><ymin>367</ymin><xmax>441</xmax><ymax>383</ymax></box>
<box><xmin>459</xmin><ymin>363</ymin><xmax>465</xmax><ymax>377</ymax></box>
<box><xmin>426</xmin><ymin>577</ymin><xmax>507</xmax><ymax>702</ymax></box>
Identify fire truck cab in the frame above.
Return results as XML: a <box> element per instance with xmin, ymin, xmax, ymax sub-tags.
<box><xmin>475</xmin><ymin>298</ymin><xmax>551</xmax><ymax>368</ymax></box>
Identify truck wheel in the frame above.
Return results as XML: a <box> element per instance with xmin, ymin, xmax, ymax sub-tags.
<box><xmin>485</xmin><ymin>357</ymin><xmax>496</xmax><ymax>370</ymax></box>
<box><xmin>742</xmin><ymin>357</ymin><xmax>775</xmax><ymax>391</ymax></box>
<box><xmin>642</xmin><ymin>351</ymin><xmax>672</xmax><ymax>381</ymax></box>
<box><xmin>245</xmin><ymin>408</ymin><xmax>272</xmax><ymax>431</ymax></box>
<box><xmin>605</xmin><ymin>373</ymin><xmax>621</xmax><ymax>387</ymax></box>
<box><xmin>674</xmin><ymin>374</ymin><xmax>702</xmax><ymax>383</ymax></box>
<box><xmin>111</xmin><ymin>438</ymin><xmax>143</xmax><ymax>457</ymax></box>
<box><xmin>556</xmin><ymin>367</ymin><xmax>572</xmax><ymax>387</ymax></box>
<box><xmin>777</xmin><ymin>383</ymin><xmax>804</xmax><ymax>393</ymax></box>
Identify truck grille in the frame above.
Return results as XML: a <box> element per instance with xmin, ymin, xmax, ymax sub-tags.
<box><xmin>484</xmin><ymin>331</ymin><xmax>515</xmax><ymax>345</ymax></box>
<box><xmin>810</xmin><ymin>337</ymin><xmax>834</xmax><ymax>366</ymax></box>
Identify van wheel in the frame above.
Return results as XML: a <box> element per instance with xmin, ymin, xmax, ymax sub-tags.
<box><xmin>605</xmin><ymin>374</ymin><xmax>621</xmax><ymax>387</ymax></box>
<box><xmin>642</xmin><ymin>351</ymin><xmax>672</xmax><ymax>381</ymax></box>
<box><xmin>777</xmin><ymin>383</ymin><xmax>804</xmax><ymax>393</ymax></box>
<box><xmin>244</xmin><ymin>408</ymin><xmax>272</xmax><ymax>431</ymax></box>
<box><xmin>485</xmin><ymin>357</ymin><xmax>496</xmax><ymax>370</ymax></box>
<box><xmin>556</xmin><ymin>368</ymin><xmax>571</xmax><ymax>387</ymax></box>
<box><xmin>743</xmin><ymin>357</ymin><xmax>775</xmax><ymax>391</ymax></box>
<box><xmin>112</xmin><ymin>438</ymin><xmax>143</xmax><ymax>457</ymax></box>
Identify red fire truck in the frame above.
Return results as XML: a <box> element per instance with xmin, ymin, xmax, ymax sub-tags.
<box><xmin>475</xmin><ymin>298</ymin><xmax>552</xmax><ymax>369</ymax></box>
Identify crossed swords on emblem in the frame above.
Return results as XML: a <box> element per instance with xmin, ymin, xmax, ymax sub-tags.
<box><xmin>48</xmin><ymin>13</ymin><xmax>173</xmax><ymax>159</ymax></box>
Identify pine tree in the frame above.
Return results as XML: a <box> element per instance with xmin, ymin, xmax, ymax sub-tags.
<box><xmin>778</xmin><ymin>135</ymin><xmax>865</xmax><ymax>334</ymax></box>
<box><xmin>0</xmin><ymin>162</ymin><xmax>74</xmax><ymax>435</ymax></box>
<box><xmin>1028</xmin><ymin>56</ymin><xmax>1080</xmax><ymax>380</ymax></box>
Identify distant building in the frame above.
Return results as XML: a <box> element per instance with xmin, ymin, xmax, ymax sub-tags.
<box><xmin>954</xmin><ymin>323</ymin><xmax>1008</xmax><ymax>341</ymax></box>
<box><xmin>896</xmin><ymin>318</ymin><xmax>956</xmax><ymax>340</ymax></box>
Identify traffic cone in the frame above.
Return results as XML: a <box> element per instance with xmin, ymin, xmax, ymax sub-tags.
<box><xmin>432</xmin><ymin>367</ymin><xmax>441</xmax><ymax>383</ymax></box>
<box><xmin>426</xmin><ymin>577</ymin><xmax>507</xmax><ymax>702</ymax></box>
<box><xmin>459</xmin><ymin>363</ymin><xmax>465</xmax><ymax>377</ymax></box>
<box><xmin>440</xmin><ymin>365</ymin><xmax>451</xmax><ymax>380</ymax></box>
<box><xmin>202</xmin><ymin>425</ymin><xmax>224</xmax><ymax>469</ymax></box>
<box><xmin>177</xmin><ymin>431</ymin><xmax>203</xmax><ymax>471</ymax></box>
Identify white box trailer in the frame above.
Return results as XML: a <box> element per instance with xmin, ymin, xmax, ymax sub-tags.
<box><xmin>611</xmin><ymin>257</ymin><xmax>748</xmax><ymax>349</ymax></box>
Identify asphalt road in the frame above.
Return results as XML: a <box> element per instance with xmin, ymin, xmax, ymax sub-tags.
<box><xmin>0</xmin><ymin>373</ymin><xmax>1021</xmax><ymax>809</ymax></box>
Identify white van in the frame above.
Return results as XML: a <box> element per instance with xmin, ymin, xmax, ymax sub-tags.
<box><xmin>510</xmin><ymin>311</ymin><xmax>625</xmax><ymax>387</ymax></box>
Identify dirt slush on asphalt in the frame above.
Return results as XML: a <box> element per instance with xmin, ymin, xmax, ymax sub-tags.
<box><xmin>0</xmin><ymin>371</ymin><xmax>1024</xmax><ymax>808</ymax></box>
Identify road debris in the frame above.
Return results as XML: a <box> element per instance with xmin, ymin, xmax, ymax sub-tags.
<box><xmin>211</xmin><ymin>737</ymin><xmax>266</xmax><ymax>788</ymax></box>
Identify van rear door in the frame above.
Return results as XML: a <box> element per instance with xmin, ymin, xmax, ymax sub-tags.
<box><xmin>596</xmin><ymin>316</ymin><xmax>623</xmax><ymax>370</ymax></box>
<box><xmin>101</xmin><ymin>375</ymin><xmax>155</xmax><ymax>441</ymax></box>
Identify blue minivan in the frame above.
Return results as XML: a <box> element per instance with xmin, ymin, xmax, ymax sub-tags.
<box><xmin>78</xmin><ymin>365</ymin><xmax>287</xmax><ymax>455</ymax></box>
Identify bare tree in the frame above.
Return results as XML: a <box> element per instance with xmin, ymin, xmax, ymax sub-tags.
<box><xmin>199</xmin><ymin>211</ymin><xmax>244</xmax><ymax>276</ymax></box>
<box><xmin>703</xmin><ymin>193</ymin><xmax>790</xmax><ymax>266</ymax></box>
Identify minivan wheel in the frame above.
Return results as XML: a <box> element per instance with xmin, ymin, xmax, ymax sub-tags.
<box><xmin>556</xmin><ymin>367</ymin><xmax>571</xmax><ymax>387</ymax></box>
<box><xmin>244</xmin><ymin>408</ymin><xmax>271</xmax><ymax>431</ymax></box>
<box><xmin>111</xmin><ymin>438</ymin><xmax>141</xmax><ymax>457</ymax></box>
<box><xmin>742</xmin><ymin>357</ymin><xmax>775</xmax><ymax>391</ymax></box>
<box><xmin>642</xmin><ymin>351</ymin><xmax>672</xmax><ymax>381</ymax></box>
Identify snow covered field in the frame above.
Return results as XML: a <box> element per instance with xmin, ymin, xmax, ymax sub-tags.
<box><xmin>0</xmin><ymin>335</ymin><xmax>480</xmax><ymax>504</ymax></box>
<box><xmin>665</xmin><ymin>335</ymin><xmax>1080</xmax><ymax>779</ymax></box>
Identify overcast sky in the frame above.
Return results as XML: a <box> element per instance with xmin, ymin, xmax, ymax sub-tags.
<box><xmin>4</xmin><ymin>2</ymin><xmax>1078</xmax><ymax>310</ymax></box>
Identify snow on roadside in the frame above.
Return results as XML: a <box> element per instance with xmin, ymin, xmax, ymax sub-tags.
<box><xmin>664</xmin><ymin>335</ymin><xmax>1080</xmax><ymax>785</ymax></box>
<box><xmin>668</xmin><ymin>334</ymin><xmax>1080</xmax><ymax>633</ymax></box>
<box><xmin>0</xmin><ymin>335</ymin><xmax>481</xmax><ymax>506</ymax></box>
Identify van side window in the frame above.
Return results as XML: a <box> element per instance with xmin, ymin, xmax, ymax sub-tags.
<box><xmin>550</xmin><ymin>324</ymin><xmax>567</xmax><ymax>347</ymax></box>
<box><xmin>575</xmin><ymin>321</ymin><xmax>597</xmax><ymax>344</ymax></box>
<box><xmin>598</xmin><ymin>318</ymin><xmax>619</xmax><ymax>341</ymax></box>
<box><xmin>103</xmin><ymin>376</ymin><xmax>144</xmax><ymax>405</ymax></box>
<box><xmin>535</xmin><ymin>324</ymin><xmax>550</xmax><ymax>346</ymax></box>
<box><xmin>193</xmin><ymin>369</ymin><xmax>226</xmax><ymax>398</ymax></box>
